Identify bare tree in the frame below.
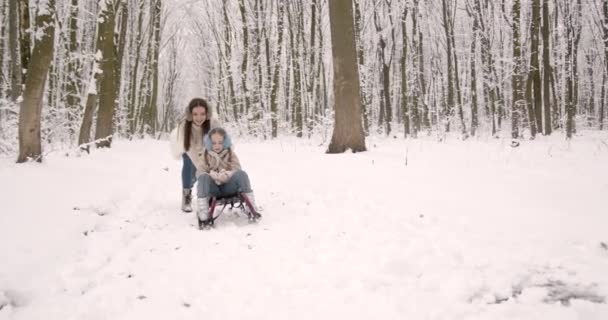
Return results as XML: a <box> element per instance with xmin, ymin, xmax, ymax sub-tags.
<box><xmin>400</xmin><ymin>4</ymin><xmax>409</xmax><ymax>138</ymax></box>
<box><xmin>374</xmin><ymin>0</ymin><xmax>395</xmax><ymax>136</ymax></box>
<box><xmin>127</xmin><ymin>0</ymin><xmax>146</xmax><ymax>136</ymax></box>
<box><xmin>602</xmin><ymin>0</ymin><xmax>608</xmax><ymax>130</ymax></box>
<box><xmin>467</xmin><ymin>0</ymin><xmax>479</xmax><ymax>136</ymax></box>
<box><xmin>564</xmin><ymin>1</ymin><xmax>575</xmax><ymax>139</ymax></box>
<box><xmin>239</xmin><ymin>0</ymin><xmax>251</xmax><ymax>116</ymax></box>
<box><xmin>327</xmin><ymin>0</ymin><xmax>366</xmax><ymax>153</ymax></box>
<box><xmin>511</xmin><ymin>0</ymin><xmax>524</xmax><ymax>139</ymax></box>
<box><xmin>270</xmin><ymin>1</ymin><xmax>285</xmax><ymax>138</ymax></box>
<box><xmin>17</xmin><ymin>0</ymin><xmax>56</xmax><ymax>163</ymax></box>
<box><xmin>93</xmin><ymin>0</ymin><xmax>118</xmax><ymax>148</ymax></box>
<box><xmin>65</xmin><ymin>0</ymin><xmax>81</xmax><ymax>137</ymax></box>
<box><xmin>529</xmin><ymin>0</ymin><xmax>542</xmax><ymax>135</ymax></box>
<box><xmin>441</xmin><ymin>0</ymin><xmax>466</xmax><ymax>136</ymax></box>
<box><xmin>353</xmin><ymin>0</ymin><xmax>369</xmax><ymax>134</ymax></box>
<box><xmin>542</xmin><ymin>0</ymin><xmax>552</xmax><ymax>134</ymax></box>
<box><xmin>0</xmin><ymin>0</ymin><xmax>8</xmax><ymax>99</ymax></box>
<box><xmin>8</xmin><ymin>0</ymin><xmax>20</xmax><ymax>101</ymax></box>
<box><xmin>142</xmin><ymin>0</ymin><xmax>162</xmax><ymax>135</ymax></box>
<box><xmin>18</xmin><ymin>0</ymin><xmax>30</xmax><ymax>84</ymax></box>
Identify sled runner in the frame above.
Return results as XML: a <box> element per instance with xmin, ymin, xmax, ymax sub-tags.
<box><xmin>198</xmin><ymin>193</ymin><xmax>262</xmax><ymax>229</ymax></box>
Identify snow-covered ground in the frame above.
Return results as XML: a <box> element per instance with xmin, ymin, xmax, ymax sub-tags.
<box><xmin>1</xmin><ymin>133</ymin><xmax>608</xmax><ymax>319</ymax></box>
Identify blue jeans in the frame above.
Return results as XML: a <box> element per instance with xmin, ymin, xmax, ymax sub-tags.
<box><xmin>182</xmin><ymin>154</ymin><xmax>196</xmax><ymax>189</ymax></box>
<box><xmin>197</xmin><ymin>169</ymin><xmax>253</xmax><ymax>199</ymax></box>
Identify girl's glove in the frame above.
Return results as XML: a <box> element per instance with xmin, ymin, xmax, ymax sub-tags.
<box><xmin>217</xmin><ymin>170</ymin><xmax>231</xmax><ymax>183</ymax></box>
<box><xmin>209</xmin><ymin>171</ymin><xmax>222</xmax><ymax>184</ymax></box>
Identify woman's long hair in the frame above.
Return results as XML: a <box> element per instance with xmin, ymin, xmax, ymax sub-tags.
<box><xmin>184</xmin><ymin>98</ymin><xmax>211</xmax><ymax>151</ymax></box>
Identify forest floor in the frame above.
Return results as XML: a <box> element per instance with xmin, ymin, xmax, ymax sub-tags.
<box><xmin>1</xmin><ymin>132</ymin><xmax>608</xmax><ymax>319</ymax></box>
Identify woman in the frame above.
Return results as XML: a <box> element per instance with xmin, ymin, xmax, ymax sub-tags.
<box><xmin>170</xmin><ymin>98</ymin><xmax>220</xmax><ymax>212</ymax></box>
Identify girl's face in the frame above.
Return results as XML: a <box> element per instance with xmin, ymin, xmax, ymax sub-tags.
<box><xmin>210</xmin><ymin>133</ymin><xmax>224</xmax><ymax>153</ymax></box>
<box><xmin>191</xmin><ymin>106</ymin><xmax>207</xmax><ymax>126</ymax></box>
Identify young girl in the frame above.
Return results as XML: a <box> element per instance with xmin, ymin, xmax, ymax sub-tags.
<box><xmin>170</xmin><ymin>98</ymin><xmax>220</xmax><ymax>212</ymax></box>
<box><xmin>194</xmin><ymin>127</ymin><xmax>260</xmax><ymax>227</ymax></box>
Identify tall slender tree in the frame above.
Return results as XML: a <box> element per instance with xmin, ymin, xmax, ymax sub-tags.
<box><xmin>8</xmin><ymin>0</ymin><xmax>20</xmax><ymax>102</ymax></box>
<box><xmin>327</xmin><ymin>0</ymin><xmax>366</xmax><ymax>153</ymax></box>
<box><xmin>93</xmin><ymin>0</ymin><xmax>118</xmax><ymax>148</ymax></box>
<box><xmin>18</xmin><ymin>0</ymin><xmax>30</xmax><ymax>84</ymax></box>
<box><xmin>511</xmin><ymin>0</ymin><xmax>523</xmax><ymax>139</ymax></box>
<box><xmin>17</xmin><ymin>0</ymin><xmax>56</xmax><ymax>163</ymax></box>
<box><xmin>602</xmin><ymin>0</ymin><xmax>608</xmax><ymax>130</ymax></box>
<box><xmin>542</xmin><ymin>0</ymin><xmax>552</xmax><ymax>134</ymax></box>
<box><xmin>270</xmin><ymin>1</ymin><xmax>285</xmax><ymax>138</ymax></box>
<box><xmin>529</xmin><ymin>0</ymin><xmax>542</xmax><ymax>134</ymax></box>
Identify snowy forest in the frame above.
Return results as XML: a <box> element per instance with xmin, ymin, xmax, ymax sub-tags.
<box><xmin>1</xmin><ymin>1</ymin><xmax>608</xmax><ymax>318</ymax></box>
<box><xmin>0</xmin><ymin>0</ymin><xmax>607</xmax><ymax>160</ymax></box>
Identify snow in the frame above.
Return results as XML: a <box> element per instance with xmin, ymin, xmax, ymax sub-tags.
<box><xmin>1</xmin><ymin>133</ymin><xmax>608</xmax><ymax>319</ymax></box>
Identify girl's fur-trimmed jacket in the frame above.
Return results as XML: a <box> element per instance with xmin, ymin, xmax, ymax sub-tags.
<box><xmin>197</xmin><ymin>134</ymin><xmax>241</xmax><ymax>184</ymax></box>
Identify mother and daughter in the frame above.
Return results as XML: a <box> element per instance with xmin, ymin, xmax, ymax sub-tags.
<box><xmin>170</xmin><ymin>98</ymin><xmax>260</xmax><ymax>227</ymax></box>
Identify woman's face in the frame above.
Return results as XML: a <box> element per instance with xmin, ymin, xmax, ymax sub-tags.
<box><xmin>191</xmin><ymin>106</ymin><xmax>207</xmax><ymax>126</ymax></box>
<box><xmin>210</xmin><ymin>133</ymin><xmax>224</xmax><ymax>153</ymax></box>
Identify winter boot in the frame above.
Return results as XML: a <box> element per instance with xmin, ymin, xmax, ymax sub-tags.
<box><xmin>181</xmin><ymin>188</ymin><xmax>193</xmax><ymax>212</ymax></box>
<box><xmin>197</xmin><ymin>197</ymin><xmax>212</xmax><ymax>228</ymax></box>
<box><xmin>241</xmin><ymin>192</ymin><xmax>262</xmax><ymax>220</ymax></box>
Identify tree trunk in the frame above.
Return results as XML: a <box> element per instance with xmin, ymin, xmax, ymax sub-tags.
<box><xmin>288</xmin><ymin>1</ymin><xmax>303</xmax><ymax>137</ymax></box>
<box><xmin>354</xmin><ymin>0</ymin><xmax>369</xmax><ymax>135</ymax></box>
<box><xmin>8</xmin><ymin>0</ymin><xmax>20</xmax><ymax>101</ymax></box>
<box><xmin>78</xmin><ymin>77</ymin><xmax>98</xmax><ymax>149</ymax></box>
<box><xmin>410</xmin><ymin>3</ymin><xmax>420</xmax><ymax>136</ymax></box>
<box><xmin>0</xmin><ymin>0</ymin><xmax>7</xmax><ymax>99</ymax></box>
<box><xmin>145</xmin><ymin>0</ymin><xmax>161</xmax><ymax>135</ymax></box>
<box><xmin>511</xmin><ymin>0</ymin><xmax>523</xmax><ymax>139</ymax></box>
<box><xmin>327</xmin><ymin>0</ymin><xmax>366</xmax><ymax>153</ymax></box>
<box><xmin>128</xmin><ymin>0</ymin><xmax>145</xmax><ymax>136</ymax></box>
<box><xmin>441</xmin><ymin>0</ymin><xmax>454</xmax><ymax>133</ymax></box>
<box><xmin>542</xmin><ymin>0</ymin><xmax>552</xmax><ymax>135</ymax></box>
<box><xmin>65</xmin><ymin>0</ymin><xmax>80</xmax><ymax>137</ymax></box>
<box><xmin>525</xmin><ymin>73</ymin><xmax>536</xmax><ymax>137</ymax></box>
<box><xmin>94</xmin><ymin>0</ymin><xmax>118</xmax><ymax>148</ymax></box>
<box><xmin>565</xmin><ymin>3</ymin><xmax>575</xmax><ymax>139</ymax></box>
<box><xmin>239</xmin><ymin>0</ymin><xmax>250</xmax><ymax>116</ymax></box>
<box><xmin>475</xmin><ymin>0</ymin><xmax>497</xmax><ymax>136</ymax></box>
<box><xmin>601</xmin><ymin>72</ymin><xmax>606</xmax><ymax>130</ymax></box>
<box><xmin>572</xmin><ymin>0</ymin><xmax>582</xmax><ymax>125</ymax></box>
<box><xmin>449</xmin><ymin>8</ymin><xmax>467</xmax><ymax>138</ymax></box>
<box><xmin>470</xmin><ymin>5</ymin><xmax>479</xmax><ymax>137</ymax></box>
<box><xmin>530</xmin><ymin>0</ymin><xmax>542</xmax><ymax>134</ymax></box>
<box><xmin>602</xmin><ymin>0</ymin><xmax>608</xmax><ymax>130</ymax></box>
<box><xmin>401</xmin><ymin>6</ymin><xmax>410</xmax><ymax>138</ymax></box>
<box><xmin>270</xmin><ymin>1</ymin><xmax>285</xmax><ymax>138</ymax></box>
<box><xmin>17</xmin><ymin>0</ymin><xmax>55</xmax><ymax>163</ymax></box>
<box><xmin>417</xmin><ymin>12</ymin><xmax>429</xmax><ymax>130</ymax></box>
<box><xmin>116</xmin><ymin>0</ymin><xmax>128</xmax><ymax>102</ymax></box>
<box><xmin>586</xmin><ymin>54</ymin><xmax>595</xmax><ymax>127</ymax></box>
<box><xmin>223</xmin><ymin>0</ymin><xmax>237</xmax><ymax>123</ymax></box>
<box><xmin>374</xmin><ymin>4</ymin><xmax>394</xmax><ymax>136</ymax></box>
<box><xmin>18</xmin><ymin>0</ymin><xmax>30</xmax><ymax>84</ymax></box>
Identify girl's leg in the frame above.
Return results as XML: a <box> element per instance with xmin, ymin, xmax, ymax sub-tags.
<box><xmin>196</xmin><ymin>174</ymin><xmax>221</xmax><ymax>223</ymax></box>
<box><xmin>218</xmin><ymin>169</ymin><xmax>253</xmax><ymax>196</ymax></box>
<box><xmin>197</xmin><ymin>173</ymin><xmax>221</xmax><ymax>199</ymax></box>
